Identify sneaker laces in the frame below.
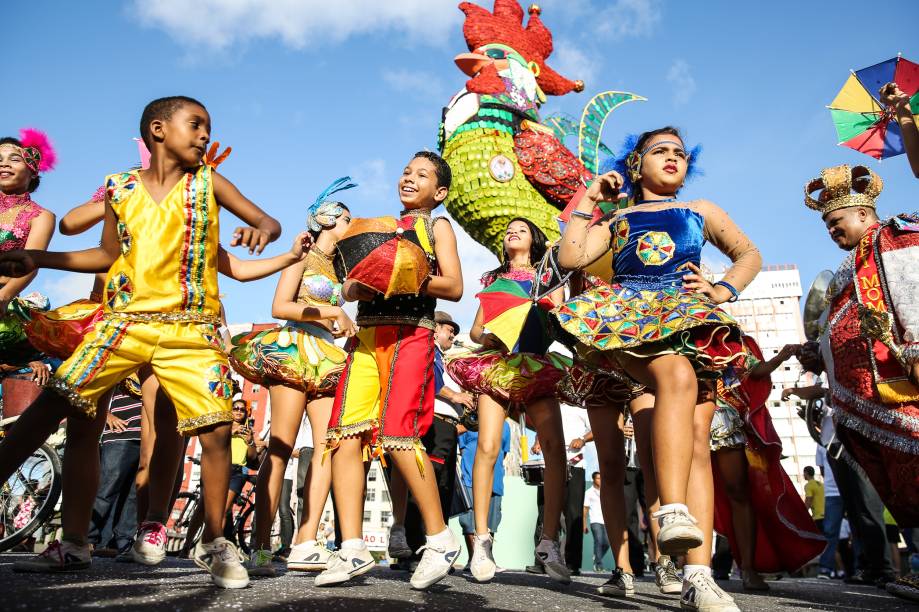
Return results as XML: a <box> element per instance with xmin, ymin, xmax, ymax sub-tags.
<box><xmin>211</xmin><ymin>540</ymin><xmax>241</xmax><ymax>564</ymax></box>
<box><xmin>140</xmin><ymin>523</ymin><xmax>166</xmax><ymax>547</ymax></box>
<box><xmin>658</xmin><ymin>557</ymin><xmax>680</xmax><ymax>581</ymax></box>
<box><xmin>39</xmin><ymin>540</ymin><xmax>63</xmax><ymax>562</ymax></box>
<box><xmin>652</xmin><ymin>507</ymin><xmax>698</xmax><ymax>525</ymax></box>
<box><xmin>472</xmin><ymin>537</ymin><xmax>493</xmax><ymax>564</ymax></box>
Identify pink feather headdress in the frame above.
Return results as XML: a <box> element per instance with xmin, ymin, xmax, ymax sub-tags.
<box><xmin>18</xmin><ymin>128</ymin><xmax>57</xmax><ymax>174</ymax></box>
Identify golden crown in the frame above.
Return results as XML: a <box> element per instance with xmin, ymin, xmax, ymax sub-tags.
<box><xmin>804</xmin><ymin>164</ymin><xmax>883</xmax><ymax>216</ymax></box>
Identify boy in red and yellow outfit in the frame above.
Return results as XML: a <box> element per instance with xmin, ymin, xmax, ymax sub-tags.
<box><xmin>318</xmin><ymin>151</ymin><xmax>464</xmax><ymax>590</ymax></box>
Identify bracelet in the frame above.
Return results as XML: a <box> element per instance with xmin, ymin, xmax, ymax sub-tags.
<box><xmin>570</xmin><ymin>210</ymin><xmax>594</xmax><ymax>220</ymax></box>
<box><xmin>714</xmin><ymin>280</ymin><xmax>739</xmax><ymax>303</ymax></box>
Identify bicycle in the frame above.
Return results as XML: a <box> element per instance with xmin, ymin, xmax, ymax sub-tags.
<box><xmin>165</xmin><ymin>456</ymin><xmax>204</xmax><ymax>556</ymax></box>
<box><xmin>0</xmin><ymin>414</ymin><xmax>64</xmax><ymax>552</ymax></box>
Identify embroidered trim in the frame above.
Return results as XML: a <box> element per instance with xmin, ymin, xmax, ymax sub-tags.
<box><xmin>326</xmin><ymin>420</ymin><xmax>378</xmax><ymax>441</ymax></box>
<box><xmin>830</xmin><ymin>383</ymin><xmax>919</xmax><ymax>434</ymax></box>
<box><xmin>103</xmin><ymin>311</ymin><xmax>221</xmax><ymax>324</ymax></box>
<box><xmin>834</xmin><ymin>409</ymin><xmax>919</xmax><ymax>455</ymax></box>
<box><xmin>379</xmin><ymin>434</ymin><xmax>427</xmax><ymax>451</ymax></box>
<box><xmin>355</xmin><ymin>315</ymin><xmax>435</xmax><ymax>330</ymax></box>
<box><xmin>45</xmin><ymin>376</ymin><xmax>95</xmax><ymax>416</ymax></box>
<box><xmin>177</xmin><ymin>410</ymin><xmax>234</xmax><ymax>434</ymax></box>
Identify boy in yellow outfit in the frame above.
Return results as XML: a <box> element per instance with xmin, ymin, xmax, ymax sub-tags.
<box><xmin>0</xmin><ymin>96</ymin><xmax>282</xmax><ymax>589</ymax></box>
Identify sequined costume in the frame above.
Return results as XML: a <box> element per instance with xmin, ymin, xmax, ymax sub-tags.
<box><xmin>710</xmin><ymin>336</ymin><xmax>825</xmax><ymax>573</ymax></box>
<box><xmin>553</xmin><ymin>197</ymin><xmax>746</xmax><ymax>383</ymax></box>
<box><xmin>327</xmin><ymin>212</ymin><xmax>442</xmax><ymax>464</ymax></box>
<box><xmin>821</xmin><ymin>214</ymin><xmax>919</xmax><ymax>525</ymax></box>
<box><xmin>447</xmin><ymin>268</ymin><xmax>569</xmax><ymax>407</ymax></box>
<box><xmin>229</xmin><ymin>248</ymin><xmax>346</xmax><ymax>395</ymax></box>
<box><xmin>49</xmin><ymin>166</ymin><xmax>233</xmax><ymax>433</ymax></box>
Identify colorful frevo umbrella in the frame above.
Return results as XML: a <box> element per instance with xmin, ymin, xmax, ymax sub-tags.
<box><xmin>333</xmin><ymin>216</ymin><xmax>432</xmax><ymax>298</ymax></box>
<box><xmin>829</xmin><ymin>54</ymin><xmax>919</xmax><ymax>160</ymax></box>
<box><xmin>478</xmin><ymin>277</ymin><xmax>555</xmax><ymax>353</ymax></box>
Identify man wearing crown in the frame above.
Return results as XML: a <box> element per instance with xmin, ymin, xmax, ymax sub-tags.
<box><xmin>803</xmin><ymin>164</ymin><xmax>919</xmax><ymax>597</ymax></box>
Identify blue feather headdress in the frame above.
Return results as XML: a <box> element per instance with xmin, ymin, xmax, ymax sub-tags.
<box><xmin>307</xmin><ymin>176</ymin><xmax>357</xmax><ymax>232</ymax></box>
<box><xmin>600</xmin><ymin>133</ymin><xmax>702</xmax><ymax>201</ymax></box>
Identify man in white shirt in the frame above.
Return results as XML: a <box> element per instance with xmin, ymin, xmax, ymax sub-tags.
<box><xmin>583</xmin><ymin>471</ymin><xmax>609</xmax><ymax>572</ymax></box>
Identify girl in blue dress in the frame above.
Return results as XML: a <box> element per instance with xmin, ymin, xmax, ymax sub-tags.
<box><xmin>554</xmin><ymin>127</ymin><xmax>761</xmax><ymax>611</ymax></box>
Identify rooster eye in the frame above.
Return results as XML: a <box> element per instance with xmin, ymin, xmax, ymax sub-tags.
<box><xmin>485</xmin><ymin>48</ymin><xmax>507</xmax><ymax>60</ymax></box>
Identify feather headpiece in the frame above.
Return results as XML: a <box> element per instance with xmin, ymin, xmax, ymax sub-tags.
<box><xmin>15</xmin><ymin>128</ymin><xmax>57</xmax><ymax>174</ymax></box>
<box><xmin>307</xmin><ymin>176</ymin><xmax>357</xmax><ymax>233</ymax></box>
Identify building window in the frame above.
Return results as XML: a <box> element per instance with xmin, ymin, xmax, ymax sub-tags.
<box><xmin>252</xmin><ymin>384</ymin><xmax>261</xmax><ymax>393</ymax></box>
<box><xmin>382</xmin><ymin>490</ymin><xmax>391</xmax><ymax>503</ymax></box>
<box><xmin>366</xmin><ymin>489</ymin><xmax>376</xmax><ymax>502</ymax></box>
<box><xmin>381</xmin><ymin>511</ymin><xmax>392</xmax><ymax>524</ymax></box>
<box><xmin>363</xmin><ymin>511</ymin><xmax>372</xmax><ymax>523</ymax></box>
<box><xmin>368</xmin><ymin>469</ymin><xmax>377</xmax><ymax>482</ymax></box>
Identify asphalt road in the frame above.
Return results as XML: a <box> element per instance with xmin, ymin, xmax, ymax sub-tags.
<box><xmin>1</xmin><ymin>554</ymin><xmax>914</xmax><ymax>611</ymax></box>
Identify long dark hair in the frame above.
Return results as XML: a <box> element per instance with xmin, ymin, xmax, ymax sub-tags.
<box><xmin>630</xmin><ymin>126</ymin><xmax>683</xmax><ymax>200</ymax></box>
<box><xmin>0</xmin><ymin>137</ymin><xmax>40</xmax><ymax>192</ymax></box>
<box><xmin>482</xmin><ymin>217</ymin><xmax>549</xmax><ymax>284</ymax></box>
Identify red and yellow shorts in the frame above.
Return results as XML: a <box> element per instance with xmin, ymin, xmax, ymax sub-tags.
<box><xmin>47</xmin><ymin>317</ymin><xmax>233</xmax><ymax>434</ymax></box>
<box><xmin>327</xmin><ymin>325</ymin><xmax>435</xmax><ymax>454</ymax></box>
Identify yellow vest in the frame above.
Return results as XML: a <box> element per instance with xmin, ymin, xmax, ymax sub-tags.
<box><xmin>103</xmin><ymin>166</ymin><xmax>220</xmax><ymax>320</ymax></box>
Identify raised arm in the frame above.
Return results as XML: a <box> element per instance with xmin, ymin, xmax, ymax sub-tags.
<box><xmin>557</xmin><ymin>174</ymin><xmax>625</xmax><ymax>270</ymax></box>
<box><xmin>212</xmin><ymin>171</ymin><xmax>282</xmax><ymax>255</ymax></box>
<box><xmin>59</xmin><ymin>198</ymin><xmax>104</xmax><ymax>235</ymax></box>
<box><xmin>880</xmin><ymin>82</ymin><xmax>919</xmax><ymax>179</ymax></box>
<box><xmin>424</xmin><ymin>218</ymin><xmax>463</xmax><ymax>301</ymax></box>
<box><xmin>217</xmin><ymin>232</ymin><xmax>310</xmax><ymax>282</ymax></box>
<box><xmin>0</xmin><ymin>209</ymin><xmax>55</xmax><ymax>310</ymax></box>
<box><xmin>749</xmin><ymin>344</ymin><xmax>800</xmax><ymax>379</ymax></box>
<box><xmin>269</xmin><ymin>256</ymin><xmax>354</xmax><ymax>337</ymax></box>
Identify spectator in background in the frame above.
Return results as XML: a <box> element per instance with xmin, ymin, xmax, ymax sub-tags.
<box><xmin>278</xmin><ymin>413</ymin><xmax>312</xmax><ymax>558</ymax></box>
<box><xmin>583</xmin><ymin>471</ymin><xmax>609</xmax><ymax>572</ymax></box>
<box><xmin>458</xmin><ymin>421</ymin><xmax>510</xmax><ymax>569</ymax></box>
<box><xmin>885</xmin><ymin>508</ymin><xmax>901</xmax><ymax>577</ymax></box>
<box><xmin>816</xmin><ymin>446</ymin><xmax>843</xmax><ymax>579</ymax></box>
<box><xmin>803</xmin><ymin>466</ymin><xmax>825</xmax><ymax>535</ymax></box>
<box><xmin>88</xmin><ymin>385</ymin><xmax>143</xmax><ymax>558</ymax></box>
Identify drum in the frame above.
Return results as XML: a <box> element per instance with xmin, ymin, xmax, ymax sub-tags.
<box><xmin>520</xmin><ymin>461</ymin><xmax>574</xmax><ymax>486</ymax></box>
<box><xmin>1</xmin><ymin>373</ymin><xmax>43</xmax><ymax>419</ymax></box>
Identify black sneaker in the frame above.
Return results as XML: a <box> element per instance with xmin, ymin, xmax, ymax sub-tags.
<box><xmin>597</xmin><ymin>568</ymin><xmax>635</xmax><ymax>598</ymax></box>
<box><xmin>525</xmin><ymin>563</ymin><xmax>546</xmax><ymax>575</ymax></box>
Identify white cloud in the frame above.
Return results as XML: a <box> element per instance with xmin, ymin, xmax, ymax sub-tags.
<box><xmin>666</xmin><ymin>59</ymin><xmax>697</xmax><ymax>106</ymax></box>
<box><xmin>552</xmin><ymin>40</ymin><xmax>599</xmax><ymax>87</ymax></box>
<box><xmin>348</xmin><ymin>158</ymin><xmax>388</xmax><ymax>200</ymax></box>
<box><xmin>382</xmin><ymin>69</ymin><xmax>447</xmax><ymax>101</ymax></box>
<box><xmin>593</xmin><ymin>0</ymin><xmax>662</xmax><ymax>38</ymax></box>
<box><xmin>38</xmin><ymin>272</ymin><xmax>96</xmax><ymax>307</ymax></box>
<box><xmin>444</xmin><ymin>217</ymin><xmax>499</xmax><ymax>333</ymax></box>
<box><xmin>132</xmin><ymin>0</ymin><xmax>461</xmax><ymax>51</ymax></box>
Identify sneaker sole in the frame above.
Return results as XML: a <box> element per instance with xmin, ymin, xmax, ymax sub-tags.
<box><xmin>13</xmin><ymin>561</ymin><xmax>91</xmax><ymax>573</ymax></box>
<box><xmin>410</xmin><ymin>549</ymin><xmax>461</xmax><ymax>590</ymax></box>
<box><xmin>471</xmin><ymin>565</ymin><xmax>496</xmax><ymax>583</ymax></box>
<box><xmin>287</xmin><ymin>561</ymin><xmax>329</xmax><ymax>572</ymax></box>
<box><xmin>388</xmin><ymin>547</ymin><xmax>413</xmax><ymax>560</ymax></box>
<box><xmin>658</xmin><ymin>529</ymin><xmax>703</xmax><ymax>556</ymax></box>
<box><xmin>542</xmin><ymin>562</ymin><xmax>572</xmax><ymax>586</ymax></box>
<box><xmin>131</xmin><ymin>548</ymin><xmax>166</xmax><ymax>566</ymax></box>
<box><xmin>659</xmin><ymin>582</ymin><xmax>683</xmax><ymax>594</ymax></box>
<box><xmin>212</xmin><ymin>574</ymin><xmax>251</xmax><ymax>589</ymax></box>
<box><xmin>597</xmin><ymin>587</ymin><xmax>635</xmax><ymax>597</ymax></box>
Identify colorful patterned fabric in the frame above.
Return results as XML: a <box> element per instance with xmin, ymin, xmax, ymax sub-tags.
<box><xmin>557</xmin><ymin>359</ymin><xmax>643</xmax><ymax>408</ymax></box>
<box><xmin>102</xmin><ymin>166</ymin><xmax>220</xmax><ymax>318</ymax></box>
<box><xmin>709</xmin><ymin>403</ymin><xmax>746</xmax><ymax>451</ymax></box>
<box><xmin>229</xmin><ymin>322</ymin><xmax>345</xmax><ymax>396</ymax></box>
<box><xmin>25</xmin><ymin>298</ymin><xmax>104</xmax><ymax>359</ymax></box>
<box><xmin>446</xmin><ymin>348</ymin><xmax>570</xmax><ymax>405</ymax></box>
<box><xmin>0</xmin><ymin>192</ymin><xmax>45</xmax><ymax>253</ymax></box>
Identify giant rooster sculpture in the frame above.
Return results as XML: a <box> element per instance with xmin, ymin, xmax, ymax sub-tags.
<box><xmin>439</xmin><ymin>0</ymin><xmax>644</xmax><ymax>255</ymax></box>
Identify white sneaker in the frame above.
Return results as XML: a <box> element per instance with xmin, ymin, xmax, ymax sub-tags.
<box><xmin>246</xmin><ymin>548</ymin><xmax>276</xmax><ymax>577</ymax></box>
<box><xmin>597</xmin><ymin>568</ymin><xmax>636</xmax><ymax>597</ymax></box>
<box><xmin>131</xmin><ymin>521</ymin><xmax>167</xmax><ymax>566</ymax></box>
<box><xmin>194</xmin><ymin>537</ymin><xmax>250</xmax><ymax>589</ymax></box>
<box><xmin>535</xmin><ymin>538</ymin><xmax>571</xmax><ymax>585</ymax></box>
<box><xmin>654</xmin><ymin>507</ymin><xmax>703</xmax><ymax>556</ymax></box>
<box><xmin>12</xmin><ymin>540</ymin><xmax>91</xmax><ymax>573</ymax></box>
<box><xmin>409</xmin><ymin>531</ymin><xmax>462</xmax><ymax>590</ymax></box>
<box><xmin>681</xmin><ymin>572</ymin><xmax>741</xmax><ymax>612</ymax></box>
<box><xmin>388</xmin><ymin>524</ymin><xmax>412</xmax><ymax>560</ymax></box>
<box><xmin>470</xmin><ymin>533</ymin><xmax>497</xmax><ymax>583</ymax></box>
<box><xmin>287</xmin><ymin>540</ymin><xmax>333</xmax><ymax>571</ymax></box>
<box><xmin>314</xmin><ymin>546</ymin><xmax>375</xmax><ymax>586</ymax></box>
<box><xmin>654</xmin><ymin>555</ymin><xmax>683</xmax><ymax>595</ymax></box>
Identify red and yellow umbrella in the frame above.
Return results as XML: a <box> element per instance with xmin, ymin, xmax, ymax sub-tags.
<box><xmin>333</xmin><ymin>216</ymin><xmax>432</xmax><ymax>298</ymax></box>
<box><xmin>478</xmin><ymin>277</ymin><xmax>555</xmax><ymax>352</ymax></box>
<box><xmin>828</xmin><ymin>55</ymin><xmax>919</xmax><ymax>159</ymax></box>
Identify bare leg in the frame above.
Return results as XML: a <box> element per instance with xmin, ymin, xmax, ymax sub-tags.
<box><xmin>526</xmin><ymin>398</ymin><xmax>566</xmax><ymax>541</ymax></box>
<box><xmin>293</xmin><ymin>396</ymin><xmax>335</xmax><ymax>545</ymax></box>
<box><xmin>621</xmin><ymin>355</ymin><xmax>698</xmax><ymax>507</ymax></box>
<box><xmin>254</xmin><ymin>384</ymin><xmax>305</xmax><ymax>550</ymax></box>
<box><xmin>471</xmin><ymin>394</ymin><xmax>506</xmax><ymax>536</ymax></box>
<box><xmin>389</xmin><ymin>470</ymin><xmax>409</xmax><ymax>527</ymax></box>
<box><xmin>586</xmin><ymin>404</ymin><xmax>632</xmax><ymax>573</ymax></box>
<box><xmin>0</xmin><ymin>391</ymin><xmax>74</xmax><ymax>483</ymax></box>
<box><xmin>61</xmin><ymin>391</ymin><xmax>113</xmax><ymax>544</ymax></box>
<box><xmin>138</xmin><ymin>375</ymin><xmax>182</xmax><ymax>524</ymax></box>
<box><xmin>631</xmin><ymin>394</ymin><xmax>661</xmax><ymax>560</ymax></box>
<box><xmin>196</xmin><ymin>423</ymin><xmax>233</xmax><ymax>542</ymax></box>
<box><xmin>684</xmin><ymin>401</ymin><xmax>716</xmax><ymax>567</ymax></box>
<box><xmin>714</xmin><ymin>446</ymin><xmax>762</xmax><ymax>582</ymax></box>
<box><xmin>330</xmin><ymin>437</ymin><xmax>368</xmax><ymax>541</ymax></box>
<box><xmin>387</xmin><ymin>449</ymin><xmax>445</xmax><ymax>535</ymax></box>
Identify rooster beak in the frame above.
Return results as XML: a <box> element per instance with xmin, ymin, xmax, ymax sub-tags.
<box><xmin>455</xmin><ymin>52</ymin><xmax>493</xmax><ymax>77</ymax></box>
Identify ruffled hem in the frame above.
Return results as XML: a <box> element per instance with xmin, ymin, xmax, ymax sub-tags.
<box><xmin>44</xmin><ymin>376</ymin><xmax>95</xmax><ymax>416</ymax></box>
<box><xmin>178</xmin><ymin>410</ymin><xmax>234</xmax><ymax>434</ymax></box>
<box><xmin>558</xmin><ymin>361</ymin><xmax>644</xmax><ymax>408</ymax></box>
<box><xmin>553</xmin><ymin>283</ymin><xmax>741</xmax><ymax>354</ymax></box>
<box><xmin>710</xmin><ymin>402</ymin><xmax>746</xmax><ymax>451</ymax></box>
<box><xmin>229</xmin><ymin>324</ymin><xmax>346</xmax><ymax>394</ymax></box>
<box><xmin>447</xmin><ymin>349</ymin><xmax>570</xmax><ymax>404</ymax></box>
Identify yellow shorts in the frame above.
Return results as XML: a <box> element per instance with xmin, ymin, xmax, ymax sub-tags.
<box><xmin>48</xmin><ymin>317</ymin><xmax>233</xmax><ymax>433</ymax></box>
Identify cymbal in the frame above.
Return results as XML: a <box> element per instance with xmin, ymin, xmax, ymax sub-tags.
<box><xmin>803</xmin><ymin>270</ymin><xmax>834</xmax><ymax>341</ymax></box>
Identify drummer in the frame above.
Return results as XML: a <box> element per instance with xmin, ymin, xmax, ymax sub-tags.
<box><xmin>526</xmin><ymin>403</ymin><xmax>592</xmax><ymax>577</ymax></box>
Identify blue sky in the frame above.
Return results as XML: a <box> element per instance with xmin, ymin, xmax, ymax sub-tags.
<box><xmin>7</xmin><ymin>0</ymin><xmax>919</xmax><ymax>331</ymax></box>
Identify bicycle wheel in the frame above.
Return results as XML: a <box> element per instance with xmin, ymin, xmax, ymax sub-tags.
<box><xmin>0</xmin><ymin>443</ymin><xmax>62</xmax><ymax>552</ymax></box>
<box><xmin>235</xmin><ymin>504</ymin><xmax>255</xmax><ymax>556</ymax></box>
<box><xmin>166</xmin><ymin>491</ymin><xmax>202</xmax><ymax>555</ymax></box>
